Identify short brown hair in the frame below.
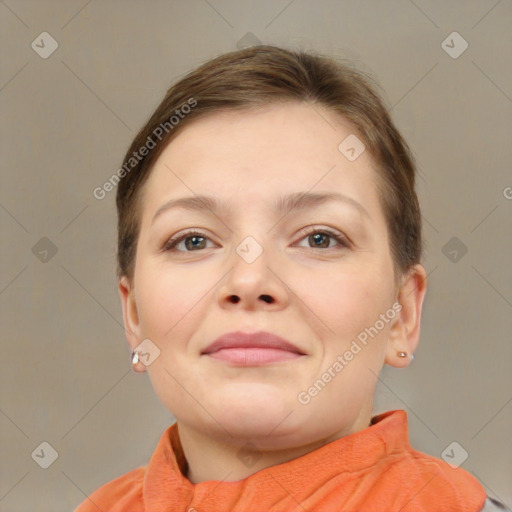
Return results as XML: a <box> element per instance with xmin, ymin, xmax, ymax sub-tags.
<box><xmin>116</xmin><ymin>45</ymin><xmax>424</xmax><ymax>284</ymax></box>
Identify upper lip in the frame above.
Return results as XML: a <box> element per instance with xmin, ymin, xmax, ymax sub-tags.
<box><xmin>202</xmin><ymin>330</ymin><xmax>306</xmax><ymax>355</ymax></box>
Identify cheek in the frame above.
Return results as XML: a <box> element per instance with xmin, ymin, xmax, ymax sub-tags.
<box><xmin>296</xmin><ymin>265</ymin><xmax>390</xmax><ymax>338</ymax></box>
<box><xmin>135</xmin><ymin>263</ymin><xmax>210</xmax><ymax>338</ymax></box>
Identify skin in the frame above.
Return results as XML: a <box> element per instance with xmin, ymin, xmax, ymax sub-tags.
<box><xmin>118</xmin><ymin>101</ymin><xmax>427</xmax><ymax>483</ymax></box>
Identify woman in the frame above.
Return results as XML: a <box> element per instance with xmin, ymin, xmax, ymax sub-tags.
<box><xmin>75</xmin><ymin>45</ymin><xmax>507</xmax><ymax>511</ymax></box>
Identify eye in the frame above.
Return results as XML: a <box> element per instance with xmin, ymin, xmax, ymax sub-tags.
<box><xmin>162</xmin><ymin>227</ymin><xmax>350</xmax><ymax>253</ymax></box>
<box><xmin>162</xmin><ymin>230</ymin><xmax>215</xmax><ymax>252</ymax></box>
<box><xmin>295</xmin><ymin>227</ymin><xmax>350</xmax><ymax>250</ymax></box>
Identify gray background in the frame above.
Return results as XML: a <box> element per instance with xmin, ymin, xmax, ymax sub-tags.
<box><xmin>1</xmin><ymin>1</ymin><xmax>511</xmax><ymax>510</ymax></box>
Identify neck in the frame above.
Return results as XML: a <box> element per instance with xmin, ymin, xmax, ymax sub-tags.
<box><xmin>176</xmin><ymin>411</ymin><xmax>373</xmax><ymax>483</ymax></box>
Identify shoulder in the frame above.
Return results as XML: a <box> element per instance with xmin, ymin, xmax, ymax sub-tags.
<box><xmin>73</xmin><ymin>465</ymin><xmax>146</xmax><ymax>512</ymax></box>
<box><xmin>380</xmin><ymin>447</ymin><xmax>487</xmax><ymax>510</ymax></box>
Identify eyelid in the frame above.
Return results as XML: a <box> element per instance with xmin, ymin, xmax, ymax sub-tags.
<box><xmin>162</xmin><ymin>225</ymin><xmax>351</xmax><ymax>252</ymax></box>
<box><xmin>294</xmin><ymin>225</ymin><xmax>351</xmax><ymax>249</ymax></box>
<box><xmin>161</xmin><ymin>229</ymin><xmax>216</xmax><ymax>252</ymax></box>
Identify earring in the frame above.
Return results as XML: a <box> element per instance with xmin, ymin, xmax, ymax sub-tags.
<box><xmin>131</xmin><ymin>350</ymin><xmax>139</xmax><ymax>365</ymax></box>
<box><xmin>397</xmin><ymin>351</ymin><xmax>407</xmax><ymax>358</ymax></box>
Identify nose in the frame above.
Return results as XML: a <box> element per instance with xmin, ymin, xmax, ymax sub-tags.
<box><xmin>217</xmin><ymin>240</ymin><xmax>290</xmax><ymax>310</ymax></box>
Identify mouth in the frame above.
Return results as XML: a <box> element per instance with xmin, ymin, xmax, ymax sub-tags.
<box><xmin>201</xmin><ymin>330</ymin><xmax>306</xmax><ymax>366</ymax></box>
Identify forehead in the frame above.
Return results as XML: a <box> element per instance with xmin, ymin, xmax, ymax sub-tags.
<box><xmin>158</xmin><ymin>101</ymin><xmax>365</xmax><ymax>168</ymax></box>
<box><xmin>139</xmin><ymin>102</ymin><xmax>384</xmax><ymax>225</ymax></box>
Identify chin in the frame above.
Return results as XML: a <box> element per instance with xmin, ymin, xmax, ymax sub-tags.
<box><xmin>210</xmin><ymin>388</ymin><xmax>297</xmax><ymax>437</ymax></box>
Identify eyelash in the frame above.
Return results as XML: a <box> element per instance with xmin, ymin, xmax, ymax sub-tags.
<box><xmin>162</xmin><ymin>226</ymin><xmax>350</xmax><ymax>253</ymax></box>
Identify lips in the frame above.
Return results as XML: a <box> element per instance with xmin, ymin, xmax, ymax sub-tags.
<box><xmin>201</xmin><ymin>330</ymin><xmax>306</xmax><ymax>365</ymax></box>
<box><xmin>202</xmin><ymin>330</ymin><xmax>305</xmax><ymax>354</ymax></box>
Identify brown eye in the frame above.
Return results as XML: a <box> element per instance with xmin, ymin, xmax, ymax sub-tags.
<box><xmin>296</xmin><ymin>227</ymin><xmax>350</xmax><ymax>250</ymax></box>
<box><xmin>163</xmin><ymin>231</ymin><xmax>213</xmax><ymax>252</ymax></box>
<box><xmin>308</xmin><ymin>232</ymin><xmax>330</xmax><ymax>248</ymax></box>
<box><xmin>183</xmin><ymin>235</ymin><xmax>207</xmax><ymax>251</ymax></box>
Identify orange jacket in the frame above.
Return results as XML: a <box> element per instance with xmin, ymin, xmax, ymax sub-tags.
<box><xmin>75</xmin><ymin>410</ymin><xmax>486</xmax><ymax>511</ymax></box>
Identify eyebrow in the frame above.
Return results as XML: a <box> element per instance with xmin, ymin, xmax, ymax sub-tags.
<box><xmin>151</xmin><ymin>191</ymin><xmax>370</xmax><ymax>226</ymax></box>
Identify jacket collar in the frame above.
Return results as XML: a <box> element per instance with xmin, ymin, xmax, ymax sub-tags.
<box><xmin>143</xmin><ymin>409</ymin><xmax>486</xmax><ymax>511</ymax></box>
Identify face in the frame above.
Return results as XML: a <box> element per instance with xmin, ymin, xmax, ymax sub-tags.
<box><xmin>120</xmin><ymin>101</ymin><xmax>419</xmax><ymax>450</ymax></box>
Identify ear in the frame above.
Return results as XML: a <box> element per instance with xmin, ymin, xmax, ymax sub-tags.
<box><xmin>118</xmin><ymin>275</ymin><xmax>145</xmax><ymax>372</ymax></box>
<box><xmin>385</xmin><ymin>264</ymin><xmax>428</xmax><ymax>368</ymax></box>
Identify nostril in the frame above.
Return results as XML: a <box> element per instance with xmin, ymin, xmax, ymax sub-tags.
<box><xmin>227</xmin><ymin>295</ymin><xmax>273</xmax><ymax>304</ymax></box>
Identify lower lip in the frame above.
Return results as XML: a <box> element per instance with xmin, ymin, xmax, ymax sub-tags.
<box><xmin>205</xmin><ymin>347</ymin><xmax>303</xmax><ymax>365</ymax></box>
